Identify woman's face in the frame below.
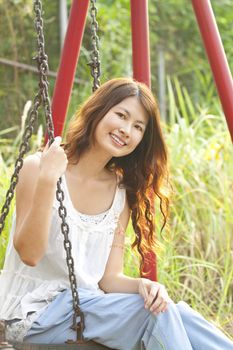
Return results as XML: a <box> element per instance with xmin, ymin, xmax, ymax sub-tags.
<box><xmin>94</xmin><ymin>96</ymin><xmax>148</xmax><ymax>158</ymax></box>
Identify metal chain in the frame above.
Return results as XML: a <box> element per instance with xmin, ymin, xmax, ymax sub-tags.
<box><xmin>34</xmin><ymin>0</ymin><xmax>54</xmax><ymax>142</ymax></box>
<box><xmin>88</xmin><ymin>0</ymin><xmax>101</xmax><ymax>92</ymax></box>
<box><xmin>33</xmin><ymin>0</ymin><xmax>85</xmax><ymax>342</ymax></box>
<box><xmin>0</xmin><ymin>0</ymin><xmax>84</xmax><ymax>344</ymax></box>
<box><xmin>56</xmin><ymin>183</ymin><xmax>85</xmax><ymax>343</ymax></box>
<box><xmin>0</xmin><ymin>94</ymin><xmax>41</xmax><ymax>235</ymax></box>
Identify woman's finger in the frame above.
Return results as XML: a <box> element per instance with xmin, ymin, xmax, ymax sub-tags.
<box><xmin>145</xmin><ymin>284</ymin><xmax>159</xmax><ymax>309</ymax></box>
<box><xmin>149</xmin><ymin>286</ymin><xmax>165</xmax><ymax>309</ymax></box>
<box><xmin>151</xmin><ymin>300</ymin><xmax>168</xmax><ymax>314</ymax></box>
<box><xmin>43</xmin><ymin>136</ymin><xmax>62</xmax><ymax>154</ymax></box>
<box><xmin>150</xmin><ymin>285</ymin><xmax>172</xmax><ymax>314</ymax></box>
<box><xmin>51</xmin><ymin>136</ymin><xmax>62</xmax><ymax>148</ymax></box>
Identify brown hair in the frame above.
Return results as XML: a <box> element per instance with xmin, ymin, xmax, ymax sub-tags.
<box><xmin>64</xmin><ymin>78</ymin><xmax>169</xmax><ymax>274</ymax></box>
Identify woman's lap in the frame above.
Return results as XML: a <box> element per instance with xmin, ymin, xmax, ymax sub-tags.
<box><xmin>24</xmin><ymin>288</ymin><xmax>233</xmax><ymax>350</ymax></box>
<box><xmin>24</xmin><ymin>288</ymin><xmax>151</xmax><ymax>349</ymax></box>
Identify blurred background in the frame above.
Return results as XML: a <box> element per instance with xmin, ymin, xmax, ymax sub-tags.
<box><xmin>0</xmin><ymin>0</ymin><xmax>232</xmax><ymax>338</ymax></box>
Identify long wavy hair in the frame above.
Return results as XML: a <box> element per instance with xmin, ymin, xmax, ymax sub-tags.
<box><xmin>64</xmin><ymin>78</ymin><xmax>169</xmax><ymax>274</ymax></box>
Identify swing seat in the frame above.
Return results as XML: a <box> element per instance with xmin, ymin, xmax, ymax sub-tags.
<box><xmin>0</xmin><ymin>322</ymin><xmax>114</xmax><ymax>350</ymax></box>
<box><xmin>11</xmin><ymin>342</ymin><xmax>114</xmax><ymax>349</ymax></box>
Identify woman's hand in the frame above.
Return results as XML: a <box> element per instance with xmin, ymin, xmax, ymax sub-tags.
<box><xmin>40</xmin><ymin>136</ymin><xmax>68</xmax><ymax>182</ymax></box>
<box><xmin>139</xmin><ymin>278</ymin><xmax>173</xmax><ymax>315</ymax></box>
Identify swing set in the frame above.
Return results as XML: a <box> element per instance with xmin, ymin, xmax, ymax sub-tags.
<box><xmin>0</xmin><ymin>0</ymin><xmax>233</xmax><ymax>349</ymax></box>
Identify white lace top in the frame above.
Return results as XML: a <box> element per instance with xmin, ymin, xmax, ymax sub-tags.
<box><xmin>0</xmin><ymin>174</ymin><xmax>126</xmax><ymax>327</ymax></box>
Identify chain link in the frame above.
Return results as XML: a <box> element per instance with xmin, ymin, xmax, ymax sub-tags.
<box><xmin>33</xmin><ymin>0</ymin><xmax>85</xmax><ymax>342</ymax></box>
<box><xmin>56</xmin><ymin>179</ymin><xmax>85</xmax><ymax>342</ymax></box>
<box><xmin>0</xmin><ymin>0</ymin><xmax>84</xmax><ymax>343</ymax></box>
<box><xmin>88</xmin><ymin>0</ymin><xmax>101</xmax><ymax>92</ymax></box>
<box><xmin>0</xmin><ymin>88</ymin><xmax>41</xmax><ymax>235</ymax></box>
<box><xmin>34</xmin><ymin>0</ymin><xmax>55</xmax><ymax>142</ymax></box>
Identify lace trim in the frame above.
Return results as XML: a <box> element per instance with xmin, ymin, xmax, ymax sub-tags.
<box><xmin>6</xmin><ymin>312</ymin><xmax>39</xmax><ymax>342</ymax></box>
<box><xmin>78</xmin><ymin>209</ymin><xmax>109</xmax><ymax>225</ymax></box>
<box><xmin>53</xmin><ymin>184</ymin><xmax>126</xmax><ymax>230</ymax></box>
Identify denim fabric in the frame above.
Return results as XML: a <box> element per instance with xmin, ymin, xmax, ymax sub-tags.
<box><xmin>25</xmin><ymin>288</ymin><xmax>233</xmax><ymax>350</ymax></box>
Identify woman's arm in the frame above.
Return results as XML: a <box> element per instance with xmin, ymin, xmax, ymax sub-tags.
<box><xmin>13</xmin><ymin>137</ymin><xmax>67</xmax><ymax>266</ymax></box>
<box><xmin>99</xmin><ymin>199</ymin><xmax>172</xmax><ymax>315</ymax></box>
<box><xmin>99</xmin><ymin>199</ymin><xmax>140</xmax><ymax>293</ymax></box>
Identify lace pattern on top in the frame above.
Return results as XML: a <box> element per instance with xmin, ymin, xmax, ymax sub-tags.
<box><xmin>78</xmin><ymin>209</ymin><xmax>109</xmax><ymax>225</ymax></box>
<box><xmin>6</xmin><ymin>311</ymin><xmax>40</xmax><ymax>343</ymax></box>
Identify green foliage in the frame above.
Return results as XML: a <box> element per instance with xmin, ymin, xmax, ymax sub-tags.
<box><xmin>0</xmin><ymin>0</ymin><xmax>59</xmax><ymax>131</ymax></box>
<box><xmin>0</xmin><ymin>170</ymin><xmax>14</xmax><ymax>268</ymax></box>
<box><xmin>1</xmin><ymin>0</ymin><xmax>233</xmax><ymax>132</ymax></box>
<box><xmin>150</xmin><ymin>0</ymin><xmax>233</xmax><ymax>103</ymax></box>
<box><xmin>163</xmin><ymin>111</ymin><xmax>233</xmax><ymax>336</ymax></box>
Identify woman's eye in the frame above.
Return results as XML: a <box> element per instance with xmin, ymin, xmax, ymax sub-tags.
<box><xmin>116</xmin><ymin>112</ymin><xmax>125</xmax><ymax>119</ymax></box>
<box><xmin>135</xmin><ymin>125</ymin><xmax>143</xmax><ymax>132</ymax></box>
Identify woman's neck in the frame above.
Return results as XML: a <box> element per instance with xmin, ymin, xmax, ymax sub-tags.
<box><xmin>67</xmin><ymin>147</ymin><xmax>113</xmax><ymax>181</ymax></box>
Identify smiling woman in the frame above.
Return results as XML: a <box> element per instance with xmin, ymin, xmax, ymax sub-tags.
<box><xmin>0</xmin><ymin>78</ymin><xmax>233</xmax><ymax>349</ymax></box>
<box><xmin>94</xmin><ymin>96</ymin><xmax>148</xmax><ymax>156</ymax></box>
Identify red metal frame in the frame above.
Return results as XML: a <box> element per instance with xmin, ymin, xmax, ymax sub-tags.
<box><xmin>130</xmin><ymin>0</ymin><xmax>151</xmax><ymax>88</ymax></box>
<box><xmin>51</xmin><ymin>0</ymin><xmax>89</xmax><ymax>137</ymax></box>
<box><xmin>130</xmin><ymin>1</ymin><xmax>156</xmax><ymax>280</ymax></box>
<box><xmin>192</xmin><ymin>0</ymin><xmax>233</xmax><ymax>142</ymax></box>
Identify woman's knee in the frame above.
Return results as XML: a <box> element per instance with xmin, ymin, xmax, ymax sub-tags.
<box><xmin>155</xmin><ymin>301</ymin><xmax>180</xmax><ymax>325</ymax></box>
<box><xmin>175</xmin><ymin>301</ymin><xmax>196</xmax><ymax>322</ymax></box>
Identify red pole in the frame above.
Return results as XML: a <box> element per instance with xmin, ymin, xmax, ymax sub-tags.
<box><xmin>130</xmin><ymin>0</ymin><xmax>156</xmax><ymax>281</ymax></box>
<box><xmin>130</xmin><ymin>0</ymin><xmax>151</xmax><ymax>88</ymax></box>
<box><xmin>51</xmin><ymin>0</ymin><xmax>89</xmax><ymax>137</ymax></box>
<box><xmin>192</xmin><ymin>0</ymin><xmax>233</xmax><ymax>142</ymax></box>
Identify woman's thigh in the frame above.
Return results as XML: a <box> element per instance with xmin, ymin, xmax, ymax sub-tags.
<box><xmin>24</xmin><ymin>288</ymin><xmax>151</xmax><ymax>349</ymax></box>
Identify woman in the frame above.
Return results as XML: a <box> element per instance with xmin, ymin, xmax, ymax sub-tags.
<box><xmin>0</xmin><ymin>78</ymin><xmax>232</xmax><ymax>349</ymax></box>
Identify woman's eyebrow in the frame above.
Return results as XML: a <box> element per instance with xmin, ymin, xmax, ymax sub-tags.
<box><xmin>117</xmin><ymin>107</ymin><xmax>146</xmax><ymax>125</ymax></box>
<box><xmin>117</xmin><ymin>106</ymin><xmax>131</xmax><ymax>116</ymax></box>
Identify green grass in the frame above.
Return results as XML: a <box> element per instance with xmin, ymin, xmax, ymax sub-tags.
<box><xmin>163</xmin><ymin>111</ymin><xmax>233</xmax><ymax>338</ymax></box>
<box><xmin>124</xmin><ymin>79</ymin><xmax>233</xmax><ymax>338</ymax></box>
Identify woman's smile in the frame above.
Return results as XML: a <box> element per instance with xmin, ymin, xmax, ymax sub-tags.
<box><xmin>109</xmin><ymin>133</ymin><xmax>127</xmax><ymax>147</ymax></box>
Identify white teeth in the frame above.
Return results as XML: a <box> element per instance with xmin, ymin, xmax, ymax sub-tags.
<box><xmin>111</xmin><ymin>134</ymin><xmax>125</xmax><ymax>146</ymax></box>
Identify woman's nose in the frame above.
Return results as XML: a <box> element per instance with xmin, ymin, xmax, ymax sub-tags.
<box><xmin>119</xmin><ymin>125</ymin><xmax>130</xmax><ymax>137</ymax></box>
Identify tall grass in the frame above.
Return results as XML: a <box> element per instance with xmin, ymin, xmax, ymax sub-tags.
<box><xmin>0</xmin><ymin>83</ymin><xmax>232</xmax><ymax>337</ymax></box>
<box><xmin>162</xmin><ymin>111</ymin><xmax>233</xmax><ymax>337</ymax></box>
<box><xmin>0</xmin><ymin>149</ymin><xmax>15</xmax><ymax>268</ymax></box>
<box><xmin>125</xmin><ymin>77</ymin><xmax>233</xmax><ymax>337</ymax></box>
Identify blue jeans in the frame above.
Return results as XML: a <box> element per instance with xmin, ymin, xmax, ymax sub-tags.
<box><xmin>25</xmin><ymin>288</ymin><xmax>233</xmax><ymax>350</ymax></box>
